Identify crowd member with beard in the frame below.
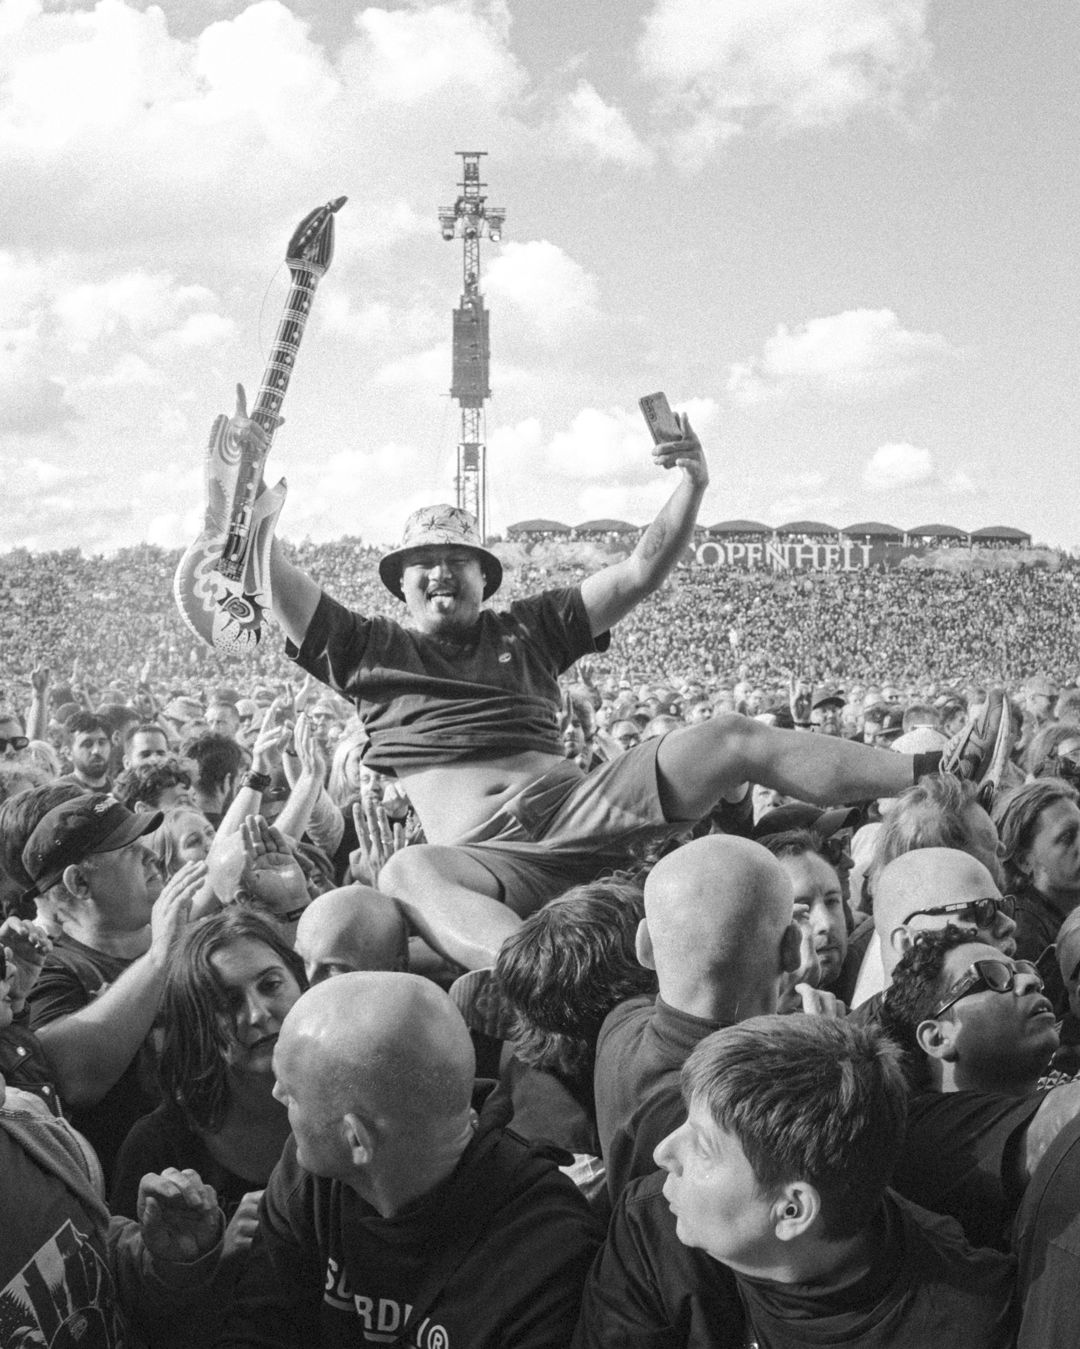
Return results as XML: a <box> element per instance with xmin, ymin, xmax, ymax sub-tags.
<box><xmin>759</xmin><ymin>829</ymin><xmax>861</xmax><ymax>1005</ymax></box>
<box><xmin>574</xmin><ymin>1016</ymin><xmax>1014</xmax><ymax>1349</ymax></box>
<box><xmin>994</xmin><ymin>779</ymin><xmax>1080</xmax><ymax>961</ymax></box>
<box><xmin>59</xmin><ymin>710</ymin><xmax>113</xmax><ymax>791</ymax></box>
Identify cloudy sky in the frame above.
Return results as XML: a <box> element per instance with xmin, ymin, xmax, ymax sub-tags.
<box><xmin>2</xmin><ymin>0</ymin><xmax>1076</xmax><ymax>554</ymax></box>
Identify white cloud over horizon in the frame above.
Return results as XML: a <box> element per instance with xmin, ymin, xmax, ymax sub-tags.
<box><xmin>727</xmin><ymin>309</ymin><xmax>955</xmax><ymax>404</ymax></box>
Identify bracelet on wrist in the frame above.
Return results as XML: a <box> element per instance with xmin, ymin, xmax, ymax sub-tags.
<box><xmin>242</xmin><ymin>769</ymin><xmax>272</xmax><ymax>792</ymax></box>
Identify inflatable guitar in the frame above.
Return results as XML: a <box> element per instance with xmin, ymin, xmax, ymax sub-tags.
<box><xmin>174</xmin><ymin>195</ymin><xmax>346</xmax><ymax>654</ymax></box>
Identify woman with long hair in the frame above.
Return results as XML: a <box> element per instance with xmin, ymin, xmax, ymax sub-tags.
<box><xmin>111</xmin><ymin>908</ymin><xmax>305</xmax><ymax>1257</ymax></box>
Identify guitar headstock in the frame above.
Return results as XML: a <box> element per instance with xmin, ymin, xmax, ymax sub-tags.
<box><xmin>286</xmin><ymin>196</ymin><xmax>347</xmax><ymax>276</ymax></box>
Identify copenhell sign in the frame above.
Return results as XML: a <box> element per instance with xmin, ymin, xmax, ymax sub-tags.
<box><xmin>687</xmin><ymin>537</ymin><xmax>942</xmax><ymax>572</ymax></box>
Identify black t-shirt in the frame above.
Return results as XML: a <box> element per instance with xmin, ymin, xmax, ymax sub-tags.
<box><xmin>890</xmin><ymin>1088</ymin><xmax>1045</xmax><ymax>1250</ymax></box>
<box><xmin>111</xmin><ymin>1100</ymin><xmax>255</xmax><ymax>1223</ymax></box>
<box><xmin>27</xmin><ymin>934</ymin><xmax>159</xmax><ymax>1185</ymax></box>
<box><xmin>288</xmin><ymin>587</ymin><xmax>608</xmax><ymax>775</ymax></box>
<box><xmin>573</xmin><ymin>1177</ymin><xmax>1015</xmax><ymax>1349</ymax></box>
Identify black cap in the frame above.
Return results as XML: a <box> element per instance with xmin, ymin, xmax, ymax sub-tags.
<box><xmin>22</xmin><ymin>794</ymin><xmax>162</xmax><ymax>895</ymax></box>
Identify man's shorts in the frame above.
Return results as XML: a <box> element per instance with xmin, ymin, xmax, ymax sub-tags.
<box><xmin>450</xmin><ymin>736</ymin><xmax>690</xmax><ymax>916</ymax></box>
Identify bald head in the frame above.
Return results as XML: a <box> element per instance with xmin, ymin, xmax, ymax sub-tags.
<box><xmin>279</xmin><ymin>971</ymin><xmax>475</xmax><ymax>1128</ymax></box>
<box><xmin>641</xmin><ymin>835</ymin><xmax>796</xmax><ymax>1016</ymax></box>
<box><xmin>874</xmin><ymin>847</ymin><xmax>1015</xmax><ymax>977</ymax></box>
<box><xmin>294</xmin><ymin>884</ymin><xmax>408</xmax><ymax>983</ymax></box>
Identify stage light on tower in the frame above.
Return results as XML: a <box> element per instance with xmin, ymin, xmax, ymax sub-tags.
<box><xmin>439</xmin><ymin>151</ymin><xmax>505</xmax><ymax>542</ymax></box>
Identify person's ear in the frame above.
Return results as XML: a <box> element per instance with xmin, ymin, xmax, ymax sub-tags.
<box><xmin>342</xmin><ymin>1112</ymin><xmax>374</xmax><ymax>1167</ymax></box>
<box><xmin>635</xmin><ymin>918</ymin><xmax>656</xmax><ymax>970</ymax></box>
<box><xmin>61</xmin><ymin>862</ymin><xmax>91</xmax><ymax>901</ymax></box>
<box><xmin>773</xmin><ymin>1182</ymin><xmax>820</xmax><ymax>1241</ymax></box>
<box><xmin>916</xmin><ymin>1015</ymin><xmax>958</xmax><ymax>1062</ymax></box>
<box><xmin>889</xmin><ymin>925</ymin><xmax>914</xmax><ymax>958</ymax></box>
<box><xmin>780</xmin><ymin>921</ymin><xmax>802</xmax><ymax>975</ymax></box>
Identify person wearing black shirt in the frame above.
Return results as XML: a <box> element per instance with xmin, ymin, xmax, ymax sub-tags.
<box><xmin>575</xmin><ymin>1016</ymin><xmax>1015</xmax><ymax>1348</ymax></box>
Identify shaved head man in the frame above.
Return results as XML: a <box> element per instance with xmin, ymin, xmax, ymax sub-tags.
<box><xmin>293</xmin><ymin>885</ymin><xmax>409</xmax><ymax>983</ymax></box>
<box><xmin>594</xmin><ymin>835</ymin><xmax>807</xmax><ymax>1203</ymax></box>
<box><xmin>273</xmin><ymin>973</ymin><xmax>475</xmax><ymax>1199</ymax></box>
<box><xmin>636</xmin><ymin>835</ymin><xmax>800</xmax><ymax>1021</ymax></box>
<box><xmin>874</xmin><ymin>847</ymin><xmax>1018</xmax><ymax>983</ymax></box>
<box><xmin>223</xmin><ymin>972</ymin><xmax>600</xmax><ymax>1347</ymax></box>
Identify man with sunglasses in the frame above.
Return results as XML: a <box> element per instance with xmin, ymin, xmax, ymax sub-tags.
<box><xmin>851</xmin><ymin>847</ymin><xmax>1017</xmax><ymax>1026</ymax></box>
<box><xmin>0</xmin><ymin>708</ymin><xmax>30</xmax><ymax>763</ymax></box>
<box><xmin>881</xmin><ymin>925</ymin><xmax>1080</xmax><ymax>1251</ymax></box>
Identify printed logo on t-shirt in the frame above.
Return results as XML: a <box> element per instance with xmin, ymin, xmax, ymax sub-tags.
<box><xmin>324</xmin><ymin>1259</ymin><xmax>449</xmax><ymax>1346</ymax></box>
<box><xmin>0</xmin><ymin>1219</ymin><xmax>125</xmax><ymax>1347</ymax></box>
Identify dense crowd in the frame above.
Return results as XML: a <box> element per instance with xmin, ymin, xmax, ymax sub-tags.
<box><xmin>3</xmin><ymin>514</ymin><xmax>1080</xmax><ymax>1347</ymax></box>
<box><xmin>2</xmin><ymin>539</ymin><xmax>1078</xmax><ymax>699</ymax></box>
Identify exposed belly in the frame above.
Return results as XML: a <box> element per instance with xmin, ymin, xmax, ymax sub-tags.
<box><xmin>397</xmin><ymin>749</ymin><xmax>569</xmax><ymax>842</ymax></box>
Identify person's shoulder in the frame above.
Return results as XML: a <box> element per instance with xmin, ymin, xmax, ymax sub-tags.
<box><xmin>889</xmin><ymin>1191</ymin><xmax>1016</xmax><ymax>1301</ymax></box>
<box><xmin>907</xmin><ymin>1086</ymin><xmax>1044</xmax><ymax>1132</ymax></box>
<box><xmin>597</xmin><ymin>993</ymin><xmax>654</xmax><ymax>1053</ymax></box>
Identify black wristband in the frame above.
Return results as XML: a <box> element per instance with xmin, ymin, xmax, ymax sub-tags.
<box><xmin>242</xmin><ymin>769</ymin><xmax>272</xmax><ymax>792</ymax></box>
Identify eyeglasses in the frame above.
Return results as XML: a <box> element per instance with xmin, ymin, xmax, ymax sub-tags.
<box><xmin>905</xmin><ymin>896</ymin><xmax>1015</xmax><ymax>929</ymax></box>
<box><xmin>0</xmin><ymin>736</ymin><xmax>29</xmax><ymax>753</ymax></box>
<box><xmin>933</xmin><ymin>958</ymin><xmax>1041</xmax><ymax>1019</ymax></box>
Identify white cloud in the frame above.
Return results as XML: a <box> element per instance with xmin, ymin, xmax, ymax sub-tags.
<box><xmin>862</xmin><ymin>442</ymin><xmax>976</xmax><ymax>496</ymax></box>
<box><xmin>727</xmin><ymin>309</ymin><xmax>953</xmax><ymax>403</ymax></box>
<box><xmin>53</xmin><ymin>272</ymin><xmax>224</xmax><ymax>349</ymax></box>
<box><xmin>484</xmin><ymin>241</ymin><xmax>601</xmax><ymax>346</ymax></box>
<box><xmin>553</xmin><ymin>80</ymin><xmax>654</xmax><ymax>167</ymax></box>
<box><xmin>638</xmin><ymin>0</ymin><xmax>934</xmax><ymax>169</ymax></box>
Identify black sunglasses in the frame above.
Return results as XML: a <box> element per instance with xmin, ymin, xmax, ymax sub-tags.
<box><xmin>0</xmin><ymin>736</ymin><xmax>29</xmax><ymax>753</ymax></box>
<box><xmin>933</xmin><ymin>958</ymin><xmax>1041</xmax><ymax>1019</ymax></box>
<box><xmin>905</xmin><ymin>896</ymin><xmax>1015</xmax><ymax>929</ymax></box>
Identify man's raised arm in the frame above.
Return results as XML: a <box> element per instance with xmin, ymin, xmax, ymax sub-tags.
<box><xmin>580</xmin><ymin>414</ymin><xmax>708</xmax><ymax>638</ymax></box>
<box><xmin>268</xmin><ymin>538</ymin><xmax>323</xmax><ymax>649</ymax></box>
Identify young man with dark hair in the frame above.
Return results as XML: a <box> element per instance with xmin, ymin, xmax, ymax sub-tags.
<box><xmin>574</xmin><ymin>1015</ymin><xmax>1015</xmax><ymax>1348</ymax></box>
<box><xmin>61</xmin><ymin>711</ymin><xmax>113</xmax><ymax>791</ymax></box>
<box><xmin>122</xmin><ymin>723</ymin><xmax>171</xmax><ymax>770</ymax></box>
<box><xmin>181</xmin><ymin>731</ymin><xmax>244</xmax><ymax>828</ymax></box>
<box><xmin>881</xmin><ymin>927</ymin><xmax>1076</xmax><ymax>1249</ymax></box>
<box><xmin>114</xmin><ymin>760</ymin><xmax>196</xmax><ymax>814</ymax></box>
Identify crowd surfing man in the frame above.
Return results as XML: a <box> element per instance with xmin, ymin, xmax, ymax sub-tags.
<box><xmin>241</xmin><ymin>402</ymin><xmax>1010</xmax><ymax>969</ymax></box>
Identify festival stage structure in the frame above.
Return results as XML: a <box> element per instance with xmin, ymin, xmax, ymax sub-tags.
<box><xmin>438</xmin><ymin>152</ymin><xmax>505</xmax><ymax>543</ymax></box>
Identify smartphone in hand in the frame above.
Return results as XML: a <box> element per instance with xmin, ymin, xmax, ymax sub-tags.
<box><xmin>639</xmin><ymin>392</ymin><xmax>682</xmax><ymax>444</ymax></box>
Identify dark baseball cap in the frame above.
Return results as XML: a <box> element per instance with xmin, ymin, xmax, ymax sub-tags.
<box><xmin>22</xmin><ymin>794</ymin><xmax>162</xmax><ymax>894</ymax></box>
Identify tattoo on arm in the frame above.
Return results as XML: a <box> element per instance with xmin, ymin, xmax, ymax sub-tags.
<box><xmin>640</xmin><ymin>520</ymin><xmax>667</xmax><ymax>561</ymax></box>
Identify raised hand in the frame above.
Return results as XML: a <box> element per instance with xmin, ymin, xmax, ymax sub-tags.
<box><xmin>0</xmin><ymin>917</ymin><xmax>52</xmax><ymax>1011</ymax></box>
<box><xmin>138</xmin><ymin>1167</ymin><xmax>222</xmax><ymax>1263</ymax></box>
<box><xmin>222</xmin><ymin>1188</ymin><xmax>264</xmax><ymax>1263</ymax></box>
<box><xmin>148</xmin><ymin>860</ymin><xmax>206</xmax><ymax>968</ymax></box>
<box><xmin>251</xmin><ymin>698</ymin><xmax>291</xmax><ymax>775</ymax></box>
<box><xmin>650</xmin><ymin>412</ymin><xmax>708</xmax><ymax>490</ymax></box>
<box><xmin>350</xmin><ymin>797</ymin><xmax>408</xmax><ymax>884</ymax></box>
<box><xmin>241</xmin><ymin>815</ymin><xmax>307</xmax><ymax>913</ymax></box>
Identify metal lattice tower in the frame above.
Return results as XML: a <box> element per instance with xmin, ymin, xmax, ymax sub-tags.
<box><xmin>439</xmin><ymin>151</ymin><xmax>505</xmax><ymax>541</ymax></box>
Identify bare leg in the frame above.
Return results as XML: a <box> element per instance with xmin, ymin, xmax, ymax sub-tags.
<box><xmin>379</xmin><ymin>845</ymin><xmax>523</xmax><ymax>971</ymax></box>
<box><xmin>655</xmin><ymin>713</ymin><xmax>916</xmax><ymax>821</ymax></box>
